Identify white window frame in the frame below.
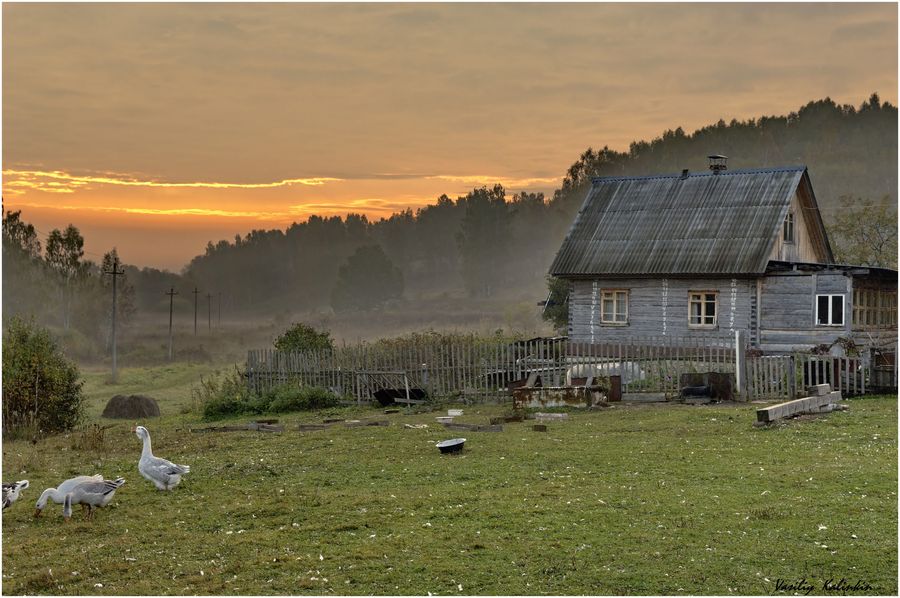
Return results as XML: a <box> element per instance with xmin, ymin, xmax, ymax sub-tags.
<box><xmin>600</xmin><ymin>289</ymin><xmax>629</xmax><ymax>325</ymax></box>
<box><xmin>688</xmin><ymin>291</ymin><xmax>718</xmax><ymax>328</ymax></box>
<box><xmin>816</xmin><ymin>294</ymin><xmax>845</xmax><ymax>327</ymax></box>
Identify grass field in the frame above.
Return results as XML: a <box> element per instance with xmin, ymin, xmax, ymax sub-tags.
<box><xmin>2</xmin><ymin>364</ymin><xmax>896</xmax><ymax>595</ymax></box>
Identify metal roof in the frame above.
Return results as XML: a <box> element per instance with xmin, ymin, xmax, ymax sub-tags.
<box><xmin>550</xmin><ymin>166</ymin><xmax>816</xmax><ymax>277</ymax></box>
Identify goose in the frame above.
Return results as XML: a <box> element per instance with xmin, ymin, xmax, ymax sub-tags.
<box><xmin>2</xmin><ymin>480</ymin><xmax>29</xmax><ymax>509</ymax></box>
<box><xmin>62</xmin><ymin>477</ymin><xmax>125</xmax><ymax>521</ymax></box>
<box><xmin>34</xmin><ymin>474</ymin><xmax>103</xmax><ymax>517</ymax></box>
<box><xmin>133</xmin><ymin>425</ymin><xmax>190</xmax><ymax>490</ymax></box>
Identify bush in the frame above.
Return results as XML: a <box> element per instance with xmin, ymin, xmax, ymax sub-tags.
<box><xmin>274</xmin><ymin>323</ymin><xmax>334</xmax><ymax>353</ymax></box>
<box><xmin>267</xmin><ymin>385</ymin><xmax>340</xmax><ymax>413</ymax></box>
<box><xmin>2</xmin><ymin>317</ymin><xmax>84</xmax><ymax>437</ymax></box>
<box><xmin>194</xmin><ymin>367</ymin><xmax>339</xmax><ymax>420</ymax></box>
<box><xmin>193</xmin><ymin>367</ymin><xmax>259</xmax><ymax>419</ymax></box>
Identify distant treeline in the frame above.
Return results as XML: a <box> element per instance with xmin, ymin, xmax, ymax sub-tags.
<box><xmin>4</xmin><ymin>94</ymin><xmax>897</xmax><ymax>340</ymax></box>
<box><xmin>185</xmin><ymin>93</ymin><xmax>897</xmax><ymax>313</ymax></box>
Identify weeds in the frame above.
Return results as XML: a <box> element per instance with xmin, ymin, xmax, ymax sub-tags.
<box><xmin>193</xmin><ymin>367</ymin><xmax>340</xmax><ymax>419</ymax></box>
<box><xmin>70</xmin><ymin>423</ymin><xmax>107</xmax><ymax>452</ymax></box>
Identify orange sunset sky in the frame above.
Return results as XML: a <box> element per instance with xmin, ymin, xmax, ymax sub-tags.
<box><xmin>3</xmin><ymin>3</ymin><xmax>897</xmax><ymax>271</ymax></box>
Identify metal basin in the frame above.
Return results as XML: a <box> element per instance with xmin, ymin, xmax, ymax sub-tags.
<box><xmin>436</xmin><ymin>438</ymin><xmax>466</xmax><ymax>454</ymax></box>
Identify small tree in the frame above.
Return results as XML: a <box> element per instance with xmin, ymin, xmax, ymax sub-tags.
<box><xmin>331</xmin><ymin>245</ymin><xmax>404</xmax><ymax>311</ymax></box>
<box><xmin>274</xmin><ymin>322</ymin><xmax>334</xmax><ymax>353</ymax></box>
<box><xmin>45</xmin><ymin>224</ymin><xmax>87</xmax><ymax>330</ymax></box>
<box><xmin>541</xmin><ymin>276</ymin><xmax>570</xmax><ymax>333</ymax></box>
<box><xmin>2</xmin><ymin>209</ymin><xmax>41</xmax><ymax>258</ymax></box>
<box><xmin>828</xmin><ymin>196</ymin><xmax>897</xmax><ymax>268</ymax></box>
<box><xmin>2</xmin><ymin>317</ymin><xmax>84</xmax><ymax>437</ymax></box>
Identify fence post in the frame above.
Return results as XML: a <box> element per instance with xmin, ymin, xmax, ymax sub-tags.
<box><xmin>734</xmin><ymin>329</ymin><xmax>747</xmax><ymax>399</ymax></box>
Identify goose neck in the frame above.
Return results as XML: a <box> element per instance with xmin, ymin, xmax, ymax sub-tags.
<box><xmin>37</xmin><ymin>488</ymin><xmax>59</xmax><ymax>508</ymax></box>
<box><xmin>141</xmin><ymin>432</ymin><xmax>153</xmax><ymax>457</ymax></box>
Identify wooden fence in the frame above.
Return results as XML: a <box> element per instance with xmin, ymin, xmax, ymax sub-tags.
<box><xmin>246</xmin><ymin>334</ymin><xmax>737</xmax><ymax>403</ymax></box>
<box><xmin>746</xmin><ymin>354</ymin><xmax>870</xmax><ymax>401</ymax></box>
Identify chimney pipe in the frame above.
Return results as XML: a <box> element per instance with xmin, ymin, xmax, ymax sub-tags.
<box><xmin>680</xmin><ymin>169</ymin><xmax>690</xmax><ymax>179</ymax></box>
<box><xmin>708</xmin><ymin>154</ymin><xmax>728</xmax><ymax>174</ymax></box>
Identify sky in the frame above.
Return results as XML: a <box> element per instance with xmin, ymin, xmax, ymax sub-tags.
<box><xmin>3</xmin><ymin>2</ymin><xmax>897</xmax><ymax>271</ymax></box>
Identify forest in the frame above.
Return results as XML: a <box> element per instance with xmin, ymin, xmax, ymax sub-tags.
<box><xmin>3</xmin><ymin>94</ymin><xmax>897</xmax><ymax>351</ymax></box>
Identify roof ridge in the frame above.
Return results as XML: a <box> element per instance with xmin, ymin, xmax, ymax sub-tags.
<box><xmin>591</xmin><ymin>165</ymin><xmax>807</xmax><ymax>184</ymax></box>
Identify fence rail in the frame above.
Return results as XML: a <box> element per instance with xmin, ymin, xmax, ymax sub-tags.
<box><xmin>247</xmin><ymin>335</ymin><xmax>893</xmax><ymax>404</ymax></box>
<box><xmin>246</xmin><ymin>334</ymin><xmax>737</xmax><ymax>403</ymax></box>
<box><xmin>746</xmin><ymin>354</ymin><xmax>870</xmax><ymax>401</ymax></box>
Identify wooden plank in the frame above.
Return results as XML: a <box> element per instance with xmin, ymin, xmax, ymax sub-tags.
<box><xmin>756</xmin><ymin>390</ymin><xmax>843</xmax><ymax>423</ymax></box>
<box><xmin>298</xmin><ymin>423</ymin><xmax>329</xmax><ymax>432</ymax></box>
<box><xmin>442</xmin><ymin>422</ymin><xmax>503</xmax><ymax>432</ymax></box>
<box><xmin>807</xmin><ymin>383</ymin><xmax>831</xmax><ymax>396</ymax></box>
<box><xmin>345</xmin><ymin>419</ymin><xmax>390</xmax><ymax>428</ymax></box>
<box><xmin>192</xmin><ymin>423</ymin><xmax>283</xmax><ymax>433</ymax></box>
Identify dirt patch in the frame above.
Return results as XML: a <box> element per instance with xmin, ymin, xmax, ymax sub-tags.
<box><xmin>102</xmin><ymin>394</ymin><xmax>161</xmax><ymax>419</ymax></box>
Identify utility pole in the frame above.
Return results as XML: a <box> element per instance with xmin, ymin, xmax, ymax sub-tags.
<box><xmin>206</xmin><ymin>292</ymin><xmax>212</xmax><ymax>332</ymax></box>
<box><xmin>103</xmin><ymin>256</ymin><xmax>125</xmax><ymax>383</ymax></box>
<box><xmin>165</xmin><ymin>287</ymin><xmax>178</xmax><ymax>360</ymax></box>
<box><xmin>192</xmin><ymin>287</ymin><xmax>199</xmax><ymax>335</ymax></box>
<box><xmin>218</xmin><ymin>292</ymin><xmax>222</xmax><ymax>327</ymax></box>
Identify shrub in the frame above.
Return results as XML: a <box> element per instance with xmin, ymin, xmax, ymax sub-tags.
<box><xmin>2</xmin><ymin>317</ymin><xmax>84</xmax><ymax>437</ymax></box>
<box><xmin>193</xmin><ymin>367</ymin><xmax>260</xmax><ymax>419</ymax></box>
<box><xmin>274</xmin><ymin>323</ymin><xmax>334</xmax><ymax>353</ymax></box>
<box><xmin>267</xmin><ymin>385</ymin><xmax>339</xmax><ymax>413</ymax></box>
<box><xmin>194</xmin><ymin>367</ymin><xmax>339</xmax><ymax>419</ymax></box>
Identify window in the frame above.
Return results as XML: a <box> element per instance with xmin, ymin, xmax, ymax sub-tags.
<box><xmin>853</xmin><ymin>288</ymin><xmax>896</xmax><ymax>328</ymax></box>
<box><xmin>688</xmin><ymin>291</ymin><xmax>718</xmax><ymax>327</ymax></box>
<box><xmin>816</xmin><ymin>294</ymin><xmax>844</xmax><ymax>326</ymax></box>
<box><xmin>600</xmin><ymin>290</ymin><xmax>628</xmax><ymax>324</ymax></box>
<box><xmin>783</xmin><ymin>211</ymin><xmax>794</xmax><ymax>243</ymax></box>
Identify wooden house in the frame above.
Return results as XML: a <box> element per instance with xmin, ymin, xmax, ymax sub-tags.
<box><xmin>549</xmin><ymin>161</ymin><xmax>897</xmax><ymax>359</ymax></box>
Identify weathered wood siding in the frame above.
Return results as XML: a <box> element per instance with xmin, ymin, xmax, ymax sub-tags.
<box><xmin>569</xmin><ymin>278</ymin><xmax>753</xmax><ymax>343</ymax></box>
<box><xmin>767</xmin><ymin>191</ymin><xmax>823</xmax><ymax>263</ymax></box>
<box><xmin>758</xmin><ymin>272</ymin><xmax>850</xmax><ymax>352</ymax></box>
<box><xmin>569</xmin><ymin>271</ymin><xmax>893</xmax><ymax>354</ymax></box>
<box><xmin>816</xmin><ymin>271</ymin><xmax>850</xmax><ymax>294</ymax></box>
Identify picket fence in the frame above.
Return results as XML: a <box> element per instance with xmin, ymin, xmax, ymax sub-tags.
<box><xmin>746</xmin><ymin>354</ymin><xmax>870</xmax><ymax>401</ymax></box>
<box><xmin>246</xmin><ymin>334</ymin><xmax>737</xmax><ymax>403</ymax></box>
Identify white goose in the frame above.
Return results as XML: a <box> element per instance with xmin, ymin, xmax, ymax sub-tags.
<box><xmin>34</xmin><ymin>474</ymin><xmax>103</xmax><ymax>517</ymax></box>
<box><xmin>2</xmin><ymin>480</ymin><xmax>29</xmax><ymax>510</ymax></box>
<box><xmin>133</xmin><ymin>425</ymin><xmax>190</xmax><ymax>490</ymax></box>
<box><xmin>62</xmin><ymin>477</ymin><xmax>125</xmax><ymax>521</ymax></box>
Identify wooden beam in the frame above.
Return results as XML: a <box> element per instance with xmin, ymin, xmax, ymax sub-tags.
<box><xmin>442</xmin><ymin>422</ymin><xmax>503</xmax><ymax>432</ymax></box>
<box><xmin>756</xmin><ymin>390</ymin><xmax>842</xmax><ymax>423</ymax></box>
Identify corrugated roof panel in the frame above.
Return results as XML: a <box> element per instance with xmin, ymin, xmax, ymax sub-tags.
<box><xmin>549</xmin><ymin>166</ymin><xmax>807</xmax><ymax>276</ymax></box>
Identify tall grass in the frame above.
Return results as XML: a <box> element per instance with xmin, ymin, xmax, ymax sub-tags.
<box><xmin>192</xmin><ymin>367</ymin><xmax>340</xmax><ymax>419</ymax></box>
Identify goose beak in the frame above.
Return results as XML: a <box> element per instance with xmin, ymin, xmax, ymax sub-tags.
<box><xmin>63</xmin><ymin>516</ymin><xmax>71</xmax><ymax>523</ymax></box>
<box><xmin>33</xmin><ymin>508</ymin><xmax>42</xmax><ymax>518</ymax></box>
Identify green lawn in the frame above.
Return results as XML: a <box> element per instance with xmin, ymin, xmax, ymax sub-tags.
<box><xmin>2</xmin><ymin>365</ymin><xmax>896</xmax><ymax>595</ymax></box>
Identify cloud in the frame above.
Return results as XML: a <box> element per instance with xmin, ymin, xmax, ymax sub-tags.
<box><xmin>8</xmin><ymin>200</ymin><xmax>296</xmax><ymax>221</ymax></box>
<box><xmin>2</xmin><ymin>168</ymin><xmax>560</xmax><ymax>196</ymax></box>
<box><xmin>2</xmin><ymin>169</ymin><xmax>342</xmax><ymax>194</ymax></box>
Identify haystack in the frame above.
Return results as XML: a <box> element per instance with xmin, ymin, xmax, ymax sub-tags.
<box><xmin>102</xmin><ymin>394</ymin><xmax>161</xmax><ymax>419</ymax></box>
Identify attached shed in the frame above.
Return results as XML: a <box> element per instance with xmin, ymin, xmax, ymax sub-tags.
<box><xmin>549</xmin><ymin>162</ymin><xmax>897</xmax><ymax>357</ymax></box>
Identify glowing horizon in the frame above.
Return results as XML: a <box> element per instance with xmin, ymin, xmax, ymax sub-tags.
<box><xmin>4</xmin><ymin>3</ymin><xmax>896</xmax><ymax>271</ymax></box>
